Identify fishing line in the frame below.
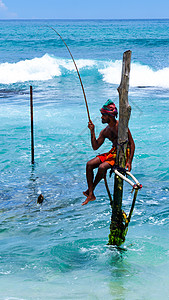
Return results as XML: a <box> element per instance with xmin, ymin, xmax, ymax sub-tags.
<box><xmin>46</xmin><ymin>25</ymin><xmax>91</xmax><ymax>123</ymax></box>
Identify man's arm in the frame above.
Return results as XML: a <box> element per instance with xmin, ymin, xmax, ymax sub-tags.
<box><xmin>88</xmin><ymin>121</ymin><xmax>105</xmax><ymax>150</ymax></box>
<box><xmin>126</xmin><ymin>128</ymin><xmax>135</xmax><ymax>171</ymax></box>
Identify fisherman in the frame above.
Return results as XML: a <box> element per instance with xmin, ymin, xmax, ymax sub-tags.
<box><xmin>82</xmin><ymin>99</ymin><xmax>135</xmax><ymax>206</ymax></box>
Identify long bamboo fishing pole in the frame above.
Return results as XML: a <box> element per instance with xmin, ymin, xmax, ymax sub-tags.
<box><xmin>46</xmin><ymin>26</ymin><xmax>91</xmax><ymax>123</ymax></box>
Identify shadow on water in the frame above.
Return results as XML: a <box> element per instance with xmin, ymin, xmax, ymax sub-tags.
<box><xmin>0</xmin><ymin>88</ymin><xmax>28</xmax><ymax>98</ymax></box>
<box><xmin>106</xmin><ymin>245</ymin><xmax>138</xmax><ymax>300</ymax></box>
<box><xmin>26</xmin><ymin>164</ymin><xmax>42</xmax><ymax>207</ymax></box>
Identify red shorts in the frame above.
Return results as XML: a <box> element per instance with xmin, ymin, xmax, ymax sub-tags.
<box><xmin>97</xmin><ymin>146</ymin><xmax>130</xmax><ymax>167</ymax></box>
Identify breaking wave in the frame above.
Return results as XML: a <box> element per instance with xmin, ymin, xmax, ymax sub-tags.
<box><xmin>0</xmin><ymin>54</ymin><xmax>95</xmax><ymax>84</ymax></box>
<box><xmin>99</xmin><ymin>60</ymin><xmax>169</xmax><ymax>88</ymax></box>
<box><xmin>0</xmin><ymin>54</ymin><xmax>169</xmax><ymax>88</ymax></box>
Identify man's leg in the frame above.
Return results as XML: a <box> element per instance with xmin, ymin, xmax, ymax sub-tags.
<box><xmin>82</xmin><ymin>161</ymin><xmax>111</xmax><ymax>205</ymax></box>
<box><xmin>83</xmin><ymin>156</ymin><xmax>101</xmax><ymax>196</ymax></box>
<box><xmin>92</xmin><ymin>161</ymin><xmax>111</xmax><ymax>190</ymax></box>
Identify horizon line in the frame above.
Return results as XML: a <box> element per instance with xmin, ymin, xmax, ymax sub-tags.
<box><xmin>0</xmin><ymin>18</ymin><xmax>169</xmax><ymax>21</ymax></box>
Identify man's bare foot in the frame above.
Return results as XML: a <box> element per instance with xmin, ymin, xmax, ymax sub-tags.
<box><xmin>82</xmin><ymin>194</ymin><xmax>96</xmax><ymax>206</ymax></box>
<box><xmin>83</xmin><ymin>190</ymin><xmax>89</xmax><ymax>197</ymax></box>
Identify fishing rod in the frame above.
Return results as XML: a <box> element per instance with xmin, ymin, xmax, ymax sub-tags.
<box><xmin>27</xmin><ymin>27</ymin><xmax>91</xmax><ymax>206</ymax></box>
<box><xmin>46</xmin><ymin>25</ymin><xmax>91</xmax><ymax>123</ymax></box>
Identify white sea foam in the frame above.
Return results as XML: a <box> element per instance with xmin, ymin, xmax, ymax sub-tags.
<box><xmin>0</xmin><ymin>54</ymin><xmax>60</xmax><ymax>84</ymax></box>
<box><xmin>1</xmin><ymin>54</ymin><xmax>169</xmax><ymax>88</ymax></box>
<box><xmin>99</xmin><ymin>60</ymin><xmax>169</xmax><ymax>88</ymax></box>
<box><xmin>0</xmin><ymin>54</ymin><xmax>95</xmax><ymax>84</ymax></box>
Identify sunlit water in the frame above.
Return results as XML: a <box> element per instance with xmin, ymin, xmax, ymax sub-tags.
<box><xmin>0</xmin><ymin>19</ymin><xmax>169</xmax><ymax>299</ymax></box>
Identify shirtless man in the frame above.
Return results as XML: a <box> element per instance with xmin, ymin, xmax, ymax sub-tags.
<box><xmin>82</xmin><ymin>99</ymin><xmax>135</xmax><ymax>206</ymax></box>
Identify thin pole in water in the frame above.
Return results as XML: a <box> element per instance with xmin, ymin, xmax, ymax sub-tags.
<box><xmin>30</xmin><ymin>85</ymin><xmax>34</xmax><ymax>164</ymax></box>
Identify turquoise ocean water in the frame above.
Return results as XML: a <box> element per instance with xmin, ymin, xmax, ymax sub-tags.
<box><xmin>0</xmin><ymin>19</ymin><xmax>169</xmax><ymax>299</ymax></box>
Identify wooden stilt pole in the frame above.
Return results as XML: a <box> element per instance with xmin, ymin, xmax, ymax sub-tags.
<box><xmin>108</xmin><ymin>50</ymin><xmax>132</xmax><ymax>246</ymax></box>
<box><xmin>30</xmin><ymin>85</ymin><xmax>34</xmax><ymax>164</ymax></box>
